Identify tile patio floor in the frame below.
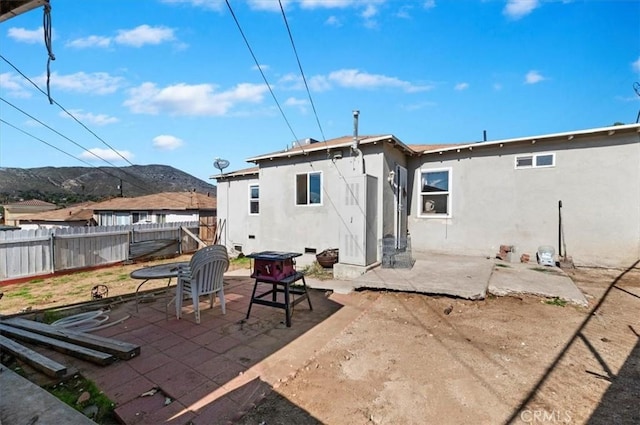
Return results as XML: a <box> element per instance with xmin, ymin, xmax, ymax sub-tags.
<box><xmin>43</xmin><ymin>275</ymin><xmax>372</xmax><ymax>425</ymax></box>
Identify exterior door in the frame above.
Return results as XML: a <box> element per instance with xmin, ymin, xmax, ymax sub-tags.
<box><xmin>394</xmin><ymin>165</ymin><xmax>408</xmax><ymax>249</ymax></box>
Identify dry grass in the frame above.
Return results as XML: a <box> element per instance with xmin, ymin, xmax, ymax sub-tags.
<box><xmin>0</xmin><ymin>255</ymin><xmax>250</xmax><ymax>316</ymax></box>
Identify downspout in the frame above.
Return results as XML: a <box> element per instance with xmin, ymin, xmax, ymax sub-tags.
<box><xmin>352</xmin><ymin>110</ymin><xmax>365</xmax><ymax>174</ymax></box>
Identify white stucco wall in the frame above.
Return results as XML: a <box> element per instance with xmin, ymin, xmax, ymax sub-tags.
<box><xmin>408</xmin><ymin>133</ymin><xmax>640</xmax><ymax>267</ymax></box>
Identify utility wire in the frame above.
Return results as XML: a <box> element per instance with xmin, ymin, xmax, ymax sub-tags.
<box><xmin>0</xmin><ymin>118</ymin><xmax>204</xmax><ymax>203</ymax></box>
<box><xmin>0</xmin><ymin>96</ymin><xmax>125</xmax><ymax>167</ymax></box>
<box><xmin>278</xmin><ymin>0</ymin><xmax>327</xmax><ymax>144</ymax></box>
<box><xmin>1</xmin><ymin>119</ymin><xmax>98</xmax><ymax>168</ymax></box>
<box><xmin>0</xmin><ymin>97</ymin><xmax>173</xmax><ymax>199</ymax></box>
<box><xmin>0</xmin><ymin>118</ymin><xmax>132</xmax><ymax>183</ymax></box>
<box><xmin>224</xmin><ymin>0</ymin><xmax>302</xmax><ymax>147</ymax></box>
<box><xmin>0</xmin><ymin>54</ymin><xmax>134</xmax><ymax>166</ymax></box>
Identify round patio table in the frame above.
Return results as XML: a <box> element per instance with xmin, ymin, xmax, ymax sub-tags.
<box><xmin>130</xmin><ymin>261</ymin><xmax>189</xmax><ymax>315</ymax></box>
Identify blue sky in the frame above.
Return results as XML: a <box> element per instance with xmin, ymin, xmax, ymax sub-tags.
<box><xmin>1</xmin><ymin>0</ymin><xmax>639</xmax><ymax>184</ymax></box>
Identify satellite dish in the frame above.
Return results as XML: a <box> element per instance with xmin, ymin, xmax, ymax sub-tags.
<box><xmin>214</xmin><ymin>158</ymin><xmax>230</xmax><ymax>172</ymax></box>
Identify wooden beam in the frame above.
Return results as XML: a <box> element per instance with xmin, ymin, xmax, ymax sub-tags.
<box><xmin>0</xmin><ymin>324</ymin><xmax>114</xmax><ymax>366</ymax></box>
<box><xmin>2</xmin><ymin>318</ymin><xmax>140</xmax><ymax>360</ymax></box>
<box><xmin>0</xmin><ymin>335</ymin><xmax>67</xmax><ymax>378</ymax></box>
<box><xmin>181</xmin><ymin>226</ymin><xmax>207</xmax><ymax>249</ymax></box>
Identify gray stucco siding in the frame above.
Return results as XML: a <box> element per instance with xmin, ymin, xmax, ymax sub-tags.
<box><xmin>408</xmin><ymin>134</ymin><xmax>640</xmax><ymax>267</ymax></box>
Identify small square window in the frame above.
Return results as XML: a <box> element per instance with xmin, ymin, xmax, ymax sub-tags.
<box><xmin>536</xmin><ymin>154</ymin><xmax>554</xmax><ymax>167</ymax></box>
<box><xmin>420</xmin><ymin>169</ymin><xmax>450</xmax><ymax>216</ymax></box>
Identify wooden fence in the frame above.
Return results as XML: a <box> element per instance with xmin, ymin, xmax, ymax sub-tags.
<box><xmin>0</xmin><ymin>222</ymin><xmax>199</xmax><ymax>281</ymax></box>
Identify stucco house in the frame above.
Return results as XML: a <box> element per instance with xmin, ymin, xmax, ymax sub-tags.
<box><xmin>91</xmin><ymin>192</ymin><xmax>216</xmax><ymax>226</ymax></box>
<box><xmin>213</xmin><ymin>123</ymin><xmax>640</xmax><ymax>271</ymax></box>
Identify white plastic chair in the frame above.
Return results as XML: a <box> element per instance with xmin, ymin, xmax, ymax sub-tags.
<box><xmin>175</xmin><ymin>245</ymin><xmax>229</xmax><ymax>323</ymax></box>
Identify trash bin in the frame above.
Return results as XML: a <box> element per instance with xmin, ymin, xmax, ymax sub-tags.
<box><xmin>537</xmin><ymin>245</ymin><xmax>556</xmax><ymax>266</ymax></box>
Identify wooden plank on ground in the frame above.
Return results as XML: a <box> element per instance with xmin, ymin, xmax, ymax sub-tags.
<box><xmin>0</xmin><ymin>335</ymin><xmax>67</xmax><ymax>378</ymax></box>
<box><xmin>2</xmin><ymin>318</ymin><xmax>140</xmax><ymax>360</ymax></box>
<box><xmin>0</xmin><ymin>324</ymin><xmax>115</xmax><ymax>365</ymax></box>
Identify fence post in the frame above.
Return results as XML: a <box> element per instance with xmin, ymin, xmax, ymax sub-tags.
<box><xmin>50</xmin><ymin>231</ymin><xmax>56</xmax><ymax>273</ymax></box>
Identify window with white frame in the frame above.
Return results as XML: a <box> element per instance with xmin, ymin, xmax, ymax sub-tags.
<box><xmin>296</xmin><ymin>171</ymin><xmax>322</xmax><ymax>205</ymax></box>
<box><xmin>515</xmin><ymin>153</ymin><xmax>555</xmax><ymax>169</ymax></box>
<box><xmin>420</xmin><ymin>169</ymin><xmax>451</xmax><ymax>216</ymax></box>
<box><xmin>249</xmin><ymin>184</ymin><xmax>259</xmax><ymax>214</ymax></box>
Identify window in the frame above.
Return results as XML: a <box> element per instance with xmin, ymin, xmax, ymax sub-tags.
<box><xmin>157</xmin><ymin>214</ymin><xmax>167</xmax><ymax>224</ymax></box>
<box><xmin>249</xmin><ymin>184</ymin><xmax>259</xmax><ymax>214</ymax></box>
<box><xmin>132</xmin><ymin>211</ymin><xmax>149</xmax><ymax>224</ymax></box>
<box><xmin>515</xmin><ymin>153</ymin><xmax>555</xmax><ymax>169</ymax></box>
<box><xmin>296</xmin><ymin>172</ymin><xmax>322</xmax><ymax>205</ymax></box>
<box><xmin>420</xmin><ymin>169</ymin><xmax>450</xmax><ymax>216</ymax></box>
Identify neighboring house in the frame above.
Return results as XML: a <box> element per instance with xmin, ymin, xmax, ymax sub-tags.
<box><xmin>17</xmin><ymin>202</ymin><xmax>97</xmax><ymax>229</ymax></box>
<box><xmin>214</xmin><ymin>123</ymin><xmax>640</xmax><ymax>270</ymax></box>
<box><xmin>91</xmin><ymin>192</ymin><xmax>216</xmax><ymax>226</ymax></box>
<box><xmin>1</xmin><ymin>199</ymin><xmax>57</xmax><ymax>226</ymax></box>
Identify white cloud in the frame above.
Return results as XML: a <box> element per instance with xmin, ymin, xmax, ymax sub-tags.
<box><xmin>153</xmin><ymin>135</ymin><xmax>184</xmax><ymax>150</ymax></box>
<box><xmin>299</xmin><ymin>0</ymin><xmax>355</xmax><ymax>9</ymax></box>
<box><xmin>7</xmin><ymin>26</ymin><xmax>46</xmax><ymax>44</ymax></box>
<box><xmin>396</xmin><ymin>6</ymin><xmax>413</xmax><ymax>19</ymax></box>
<box><xmin>454</xmin><ymin>82</ymin><xmax>469</xmax><ymax>91</ymax></box>
<box><xmin>67</xmin><ymin>35</ymin><xmax>111</xmax><ymax>49</ymax></box>
<box><xmin>160</xmin><ymin>0</ymin><xmax>225</xmax><ymax>11</ymax></box>
<box><xmin>79</xmin><ymin>148</ymin><xmax>133</xmax><ymax>162</ymax></box>
<box><xmin>361</xmin><ymin>4</ymin><xmax>379</xmax><ymax>28</ymax></box>
<box><xmin>247</xmin><ymin>0</ymin><xmax>293</xmax><ymax>11</ymax></box>
<box><xmin>424</xmin><ymin>0</ymin><xmax>436</xmax><ymax>9</ymax></box>
<box><xmin>61</xmin><ymin>109</ymin><xmax>119</xmax><ymax>126</ymax></box>
<box><xmin>401</xmin><ymin>101</ymin><xmax>436</xmax><ymax>111</ymax></box>
<box><xmin>34</xmin><ymin>72</ymin><xmax>124</xmax><ymax>95</ymax></box>
<box><xmin>327</xmin><ymin>69</ymin><xmax>432</xmax><ymax>92</ymax></box>
<box><xmin>252</xmin><ymin>64</ymin><xmax>270</xmax><ymax>72</ymax></box>
<box><xmin>285</xmin><ymin>97</ymin><xmax>308</xmax><ymax>113</ymax></box>
<box><xmin>0</xmin><ymin>72</ymin><xmax>31</xmax><ymax>98</ymax></box>
<box><xmin>632</xmin><ymin>57</ymin><xmax>640</xmax><ymax>73</ymax></box>
<box><xmin>504</xmin><ymin>0</ymin><xmax>539</xmax><ymax>20</ymax></box>
<box><xmin>124</xmin><ymin>82</ymin><xmax>269</xmax><ymax>116</ymax></box>
<box><xmin>325</xmin><ymin>15</ymin><xmax>342</xmax><ymax>26</ymax></box>
<box><xmin>493</xmin><ymin>83</ymin><xmax>503</xmax><ymax>91</ymax></box>
<box><xmin>115</xmin><ymin>25</ymin><xmax>175</xmax><ymax>47</ymax></box>
<box><xmin>525</xmin><ymin>70</ymin><xmax>545</xmax><ymax>84</ymax></box>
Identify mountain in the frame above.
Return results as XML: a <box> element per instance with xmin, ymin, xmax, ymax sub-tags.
<box><xmin>0</xmin><ymin>165</ymin><xmax>217</xmax><ymax>206</ymax></box>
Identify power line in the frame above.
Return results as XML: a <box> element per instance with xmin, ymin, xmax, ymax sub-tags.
<box><xmin>278</xmin><ymin>0</ymin><xmax>327</xmax><ymax>144</ymax></box>
<box><xmin>224</xmin><ymin>0</ymin><xmax>302</xmax><ymax>147</ymax></box>
<box><xmin>0</xmin><ymin>53</ymin><xmax>135</xmax><ymax>166</ymax></box>
<box><xmin>1</xmin><ymin>118</ymin><xmax>98</xmax><ymax>168</ymax></box>
<box><xmin>0</xmin><ymin>97</ymin><xmax>173</xmax><ymax>199</ymax></box>
<box><xmin>0</xmin><ymin>118</ymin><xmax>204</xmax><ymax>204</ymax></box>
<box><xmin>0</xmin><ymin>96</ymin><xmax>125</xmax><ymax>167</ymax></box>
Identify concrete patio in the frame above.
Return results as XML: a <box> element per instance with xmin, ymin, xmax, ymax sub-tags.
<box><xmin>308</xmin><ymin>252</ymin><xmax>588</xmax><ymax>306</ymax></box>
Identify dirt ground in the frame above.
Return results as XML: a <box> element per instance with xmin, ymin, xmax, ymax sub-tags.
<box><xmin>1</xmin><ymin>261</ymin><xmax>638</xmax><ymax>425</ymax></box>
<box><xmin>237</xmin><ymin>265</ymin><xmax>640</xmax><ymax>425</ymax></box>
<box><xmin>0</xmin><ymin>255</ymin><xmax>250</xmax><ymax>316</ymax></box>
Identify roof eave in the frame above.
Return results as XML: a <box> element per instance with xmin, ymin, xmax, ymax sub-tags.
<box><xmin>422</xmin><ymin>123</ymin><xmax>640</xmax><ymax>155</ymax></box>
